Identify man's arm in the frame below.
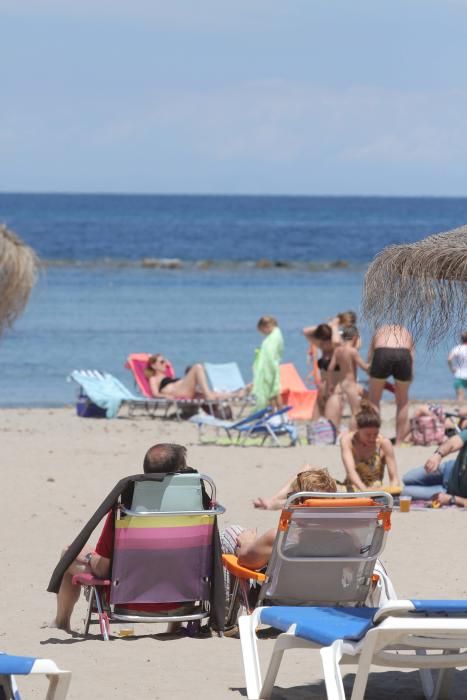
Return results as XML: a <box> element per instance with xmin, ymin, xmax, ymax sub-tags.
<box><xmin>424</xmin><ymin>433</ymin><xmax>465</xmax><ymax>473</ymax></box>
<box><xmin>436</xmin><ymin>492</ymin><xmax>466</xmax><ymax>507</ymax></box>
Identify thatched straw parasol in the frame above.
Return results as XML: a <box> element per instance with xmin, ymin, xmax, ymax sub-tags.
<box><xmin>0</xmin><ymin>224</ymin><xmax>38</xmax><ymax>336</ymax></box>
<box><xmin>363</xmin><ymin>225</ymin><xmax>467</xmax><ymax>345</ymax></box>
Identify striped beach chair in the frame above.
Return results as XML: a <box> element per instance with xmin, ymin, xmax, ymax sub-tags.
<box><xmin>73</xmin><ymin>473</ymin><xmax>225</xmax><ymax>640</ymax></box>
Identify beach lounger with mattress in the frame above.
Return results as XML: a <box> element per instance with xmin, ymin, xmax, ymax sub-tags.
<box><xmin>230</xmin><ymin>491</ymin><xmax>467</xmax><ymax>699</ymax></box>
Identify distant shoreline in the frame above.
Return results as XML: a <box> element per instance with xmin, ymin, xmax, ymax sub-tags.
<box><xmin>42</xmin><ymin>257</ymin><xmax>361</xmax><ymax>272</ymax></box>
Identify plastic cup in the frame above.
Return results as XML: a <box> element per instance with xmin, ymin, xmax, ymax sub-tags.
<box><xmin>117</xmin><ymin>625</ymin><xmax>134</xmax><ymax>637</ymax></box>
<box><xmin>399</xmin><ymin>495</ymin><xmax>412</xmax><ymax>513</ymax></box>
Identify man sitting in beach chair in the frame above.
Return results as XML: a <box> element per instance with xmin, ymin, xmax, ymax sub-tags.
<box><xmin>48</xmin><ymin>443</ymin><xmax>225</xmax><ymax>635</ymax></box>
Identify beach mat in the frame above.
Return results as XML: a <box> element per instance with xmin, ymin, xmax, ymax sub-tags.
<box><xmin>395</xmin><ymin>499</ymin><xmax>461</xmax><ymax>511</ymax></box>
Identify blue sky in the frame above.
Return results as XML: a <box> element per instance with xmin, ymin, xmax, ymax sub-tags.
<box><xmin>1</xmin><ymin>0</ymin><xmax>467</xmax><ymax>195</ymax></box>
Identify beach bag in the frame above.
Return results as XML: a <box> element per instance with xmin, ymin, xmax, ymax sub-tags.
<box><xmin>76</xmin><ymin>390</ymin><xmax>106</xmax><ymax>418</ymax></box>
<box><xmin>410</xmin><ymin>415</ymin><xmax>445</xmax><ymax>446</ymax></box>
<box><xmin>306</xmin><ymin>418</ymin><xmax>337</xmax><ymax>446</ymax></box>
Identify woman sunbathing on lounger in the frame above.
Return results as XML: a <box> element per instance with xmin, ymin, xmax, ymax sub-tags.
<box><xmin>145</xmin><ymin>354</ymin><xmax>237</xmax><ymax>401</ymax></box>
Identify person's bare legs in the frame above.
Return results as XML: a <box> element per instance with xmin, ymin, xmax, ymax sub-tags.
<box><xmin>342</xmin><ymin>380</ymin><xmax>362</xmax><ymax>430</ymax></box>
<box><xmin>394</xmin><ymin>381</ymin><xmax>410</xmax><ymax>445</ymax></box>
<box><xmin>324</xmin><ymin>390</ymin><xmax>343</xmax><ymax>429</ymax></box>
<box><xmin>52</xmin><ymin>547</ymin><xmax>93</xmax><ymax>631</ymax></box>
<box><xmin>368</xmin><ymin>377</ymin><xmax>385</xmax><ymax>414</ymax></box>
<box><xmin>168</xmin><ymin>364</ymin><xmax>224</xmax><ymax>401</ymax></box>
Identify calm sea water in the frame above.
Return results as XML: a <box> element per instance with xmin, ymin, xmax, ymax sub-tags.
<box><xmin>1</xmin><ymin>194</ymin><xmax>466</xmax><ymax>406</ymax></box>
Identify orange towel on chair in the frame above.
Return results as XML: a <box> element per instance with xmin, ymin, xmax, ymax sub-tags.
<box><xmin>280</xmin><ymin>363</ymin><xmax>317</xmax><ymax>420</ymax></box>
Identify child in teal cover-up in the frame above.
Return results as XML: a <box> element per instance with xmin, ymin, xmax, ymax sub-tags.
<box><xmin>252</xmin><ymin>316</ymin><xmax>284</xmax><ymax>409</ymax></box>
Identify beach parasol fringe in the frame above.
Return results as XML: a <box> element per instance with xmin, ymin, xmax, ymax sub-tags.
<box><xmin>0</xmin><ymin>224</ymin><xmax>39</xmax><ymax>336</ymax></box>
<box><xmin>363</xmin><ymin>226</ymin><xmax>467</xmax><ymax>346</ymax></box>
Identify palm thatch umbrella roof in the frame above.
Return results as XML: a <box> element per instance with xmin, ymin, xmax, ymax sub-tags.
<box><xmin>363</xmin><ymin>225</ymin><xmax>467</xmax><ymax>345</ymax></box>
<box><xmin>0</xmin><ymin>224</ymin><xmax>38</xmax><ymax>336</ymax></box>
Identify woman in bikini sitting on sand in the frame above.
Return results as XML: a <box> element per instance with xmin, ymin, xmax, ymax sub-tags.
<box><xmin>339</xmin><ymin>400</ymin><xmax>401</xmax><ymax>492</ymax></box>
<box><xmin>145</xmin><ymin>354</ymin><xmax>236</xmax><ymax>401</ymax></box>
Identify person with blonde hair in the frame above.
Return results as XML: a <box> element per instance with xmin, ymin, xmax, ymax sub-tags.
<box><xmin>339</xmin><ymin>400</ymin><xmax>400</xmax><ymax>492</ymax></box>
<box><xmin>221</xmin><ymin>467</ymin><xmax>337</xmax><ymax>571</ymax></box>
<box><xmin>252</xmin><ymin>315</ymin><xmax>284</xmax><ymax>409</ymax></box>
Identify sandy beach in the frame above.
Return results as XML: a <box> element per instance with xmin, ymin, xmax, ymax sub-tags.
<box><xmin>2</xmin><ymin>402</ymin><xmax>467</xmax><ymax>699</ymax></box>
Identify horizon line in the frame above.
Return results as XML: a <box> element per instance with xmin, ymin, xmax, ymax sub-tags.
<box><xmin>1</xmin><ymin>190</ymin><xmax>467</xmax><ymax>199</ymax></box>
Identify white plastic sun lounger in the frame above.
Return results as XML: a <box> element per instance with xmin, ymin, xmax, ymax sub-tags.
<box><xmin>0</xmin><ymin>653</ymin><xmax>71</xmax><ymax>699</ymax></box>
<box><xmin>236</xmin><ymin>491</ymin><xmax>467</xmax><ymax>699</ymax></box>
<box><xmin>240</xmin><ymin>599</ymin><xmax>467</xmax><ymax>699</ymax></box>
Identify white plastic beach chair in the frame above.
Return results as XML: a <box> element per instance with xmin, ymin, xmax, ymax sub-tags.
<box><xmin>240</xmin><ymin>600</ymin><xmax>467</xmax><ymax>699</ymax></box>
<box><xmin>236</xmin><ymin>492</ymin><xmax>467</xmax><ymax>699</ymax></box>
<box><xmin>0</xmin><ymin>653</ymin><xmax>71</xmax><ymax>699</ymax></box>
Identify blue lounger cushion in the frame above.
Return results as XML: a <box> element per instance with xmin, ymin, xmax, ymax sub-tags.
<box><xmin>0</xmin><ymin>654</ymin><xmax>36</xmax><ymax>675</ymax></box>
<box><xmin>260</xmin><ymin>600</ymin><xmax>467</xmax><ymax>647</ymax></box>
<box><xmin>259</xmin><ymin>607</ymin><xmax>377</xmax><ymax>646</ymax></box>
<box><xmin>411</xmin><ymin>600</ymin><xmax>467</xmax><ymax>615</ymax></box>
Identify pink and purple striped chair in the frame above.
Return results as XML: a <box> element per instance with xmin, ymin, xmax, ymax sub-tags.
<box><xmin>73</xmin><ymin>473</ymin><xmax>225</xmax><ymax>640</ymax></box>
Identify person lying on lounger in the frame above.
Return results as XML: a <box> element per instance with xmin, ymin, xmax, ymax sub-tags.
<box><xmin>145</xmin><ymin>355</ymin><xmax>241</xmax><ymax>401</ymax></box>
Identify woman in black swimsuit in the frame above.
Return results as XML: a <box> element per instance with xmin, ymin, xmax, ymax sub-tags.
<box><xmin>145</xmin><ymin>354</ymin><xmax>230</xmax><ymax>401</ymax></box>
<box><xmin>302</xmin><ymin>323</ymin><xmax>341</xmax><ymax>418</ymax></box>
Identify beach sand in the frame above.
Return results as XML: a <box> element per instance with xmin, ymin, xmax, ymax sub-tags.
<box><xmin>2</xmin><ymin>403</ymin><xmax>467</xmax><ymax>699</ymax></box>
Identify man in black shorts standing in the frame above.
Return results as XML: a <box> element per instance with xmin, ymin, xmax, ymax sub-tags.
<box><xmin>368</xmin><ymin>324</ymin><xmax>415</xmax><ymax>445</ymax></box>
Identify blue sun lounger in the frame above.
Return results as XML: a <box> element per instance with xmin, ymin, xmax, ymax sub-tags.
<box><xmin>69</xmin><ymin>370</ymin><xmax>201</xmax><ymax>420</ymax></box>
<box><xmin>241</xmin><ymin>600</ymin><xmax>467</xmax><ymax>699</ymax></box>
<box><xmin>204</xmin><ymin>362</ymin><xmax>255</xmax><ymax>416</ymax></box>
<box><xmin>237</xmin><ymin>491</ymin><xmax>467</xmax><ymax>699</ymax></box>
<box><xmin>0</xmin><ymin>653</ymin><xmax>71</xmax><ymax>699</ymax></box>
<box><xmin>190</xmin><ymin>406</ymin><xmax>297</xmax><ymax>446</ymax></box>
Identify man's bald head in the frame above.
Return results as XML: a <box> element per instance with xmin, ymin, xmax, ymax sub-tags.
<box><xmin>143</xmin><ymin>443</ymin><xmax>189</xmax><ymax>474</ymax></box>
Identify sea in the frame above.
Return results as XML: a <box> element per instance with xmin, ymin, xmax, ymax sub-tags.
<box><xmin>1</xmin><ymin>193</ymin><xmax>466</xmax><ymax>407</ymax></box>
